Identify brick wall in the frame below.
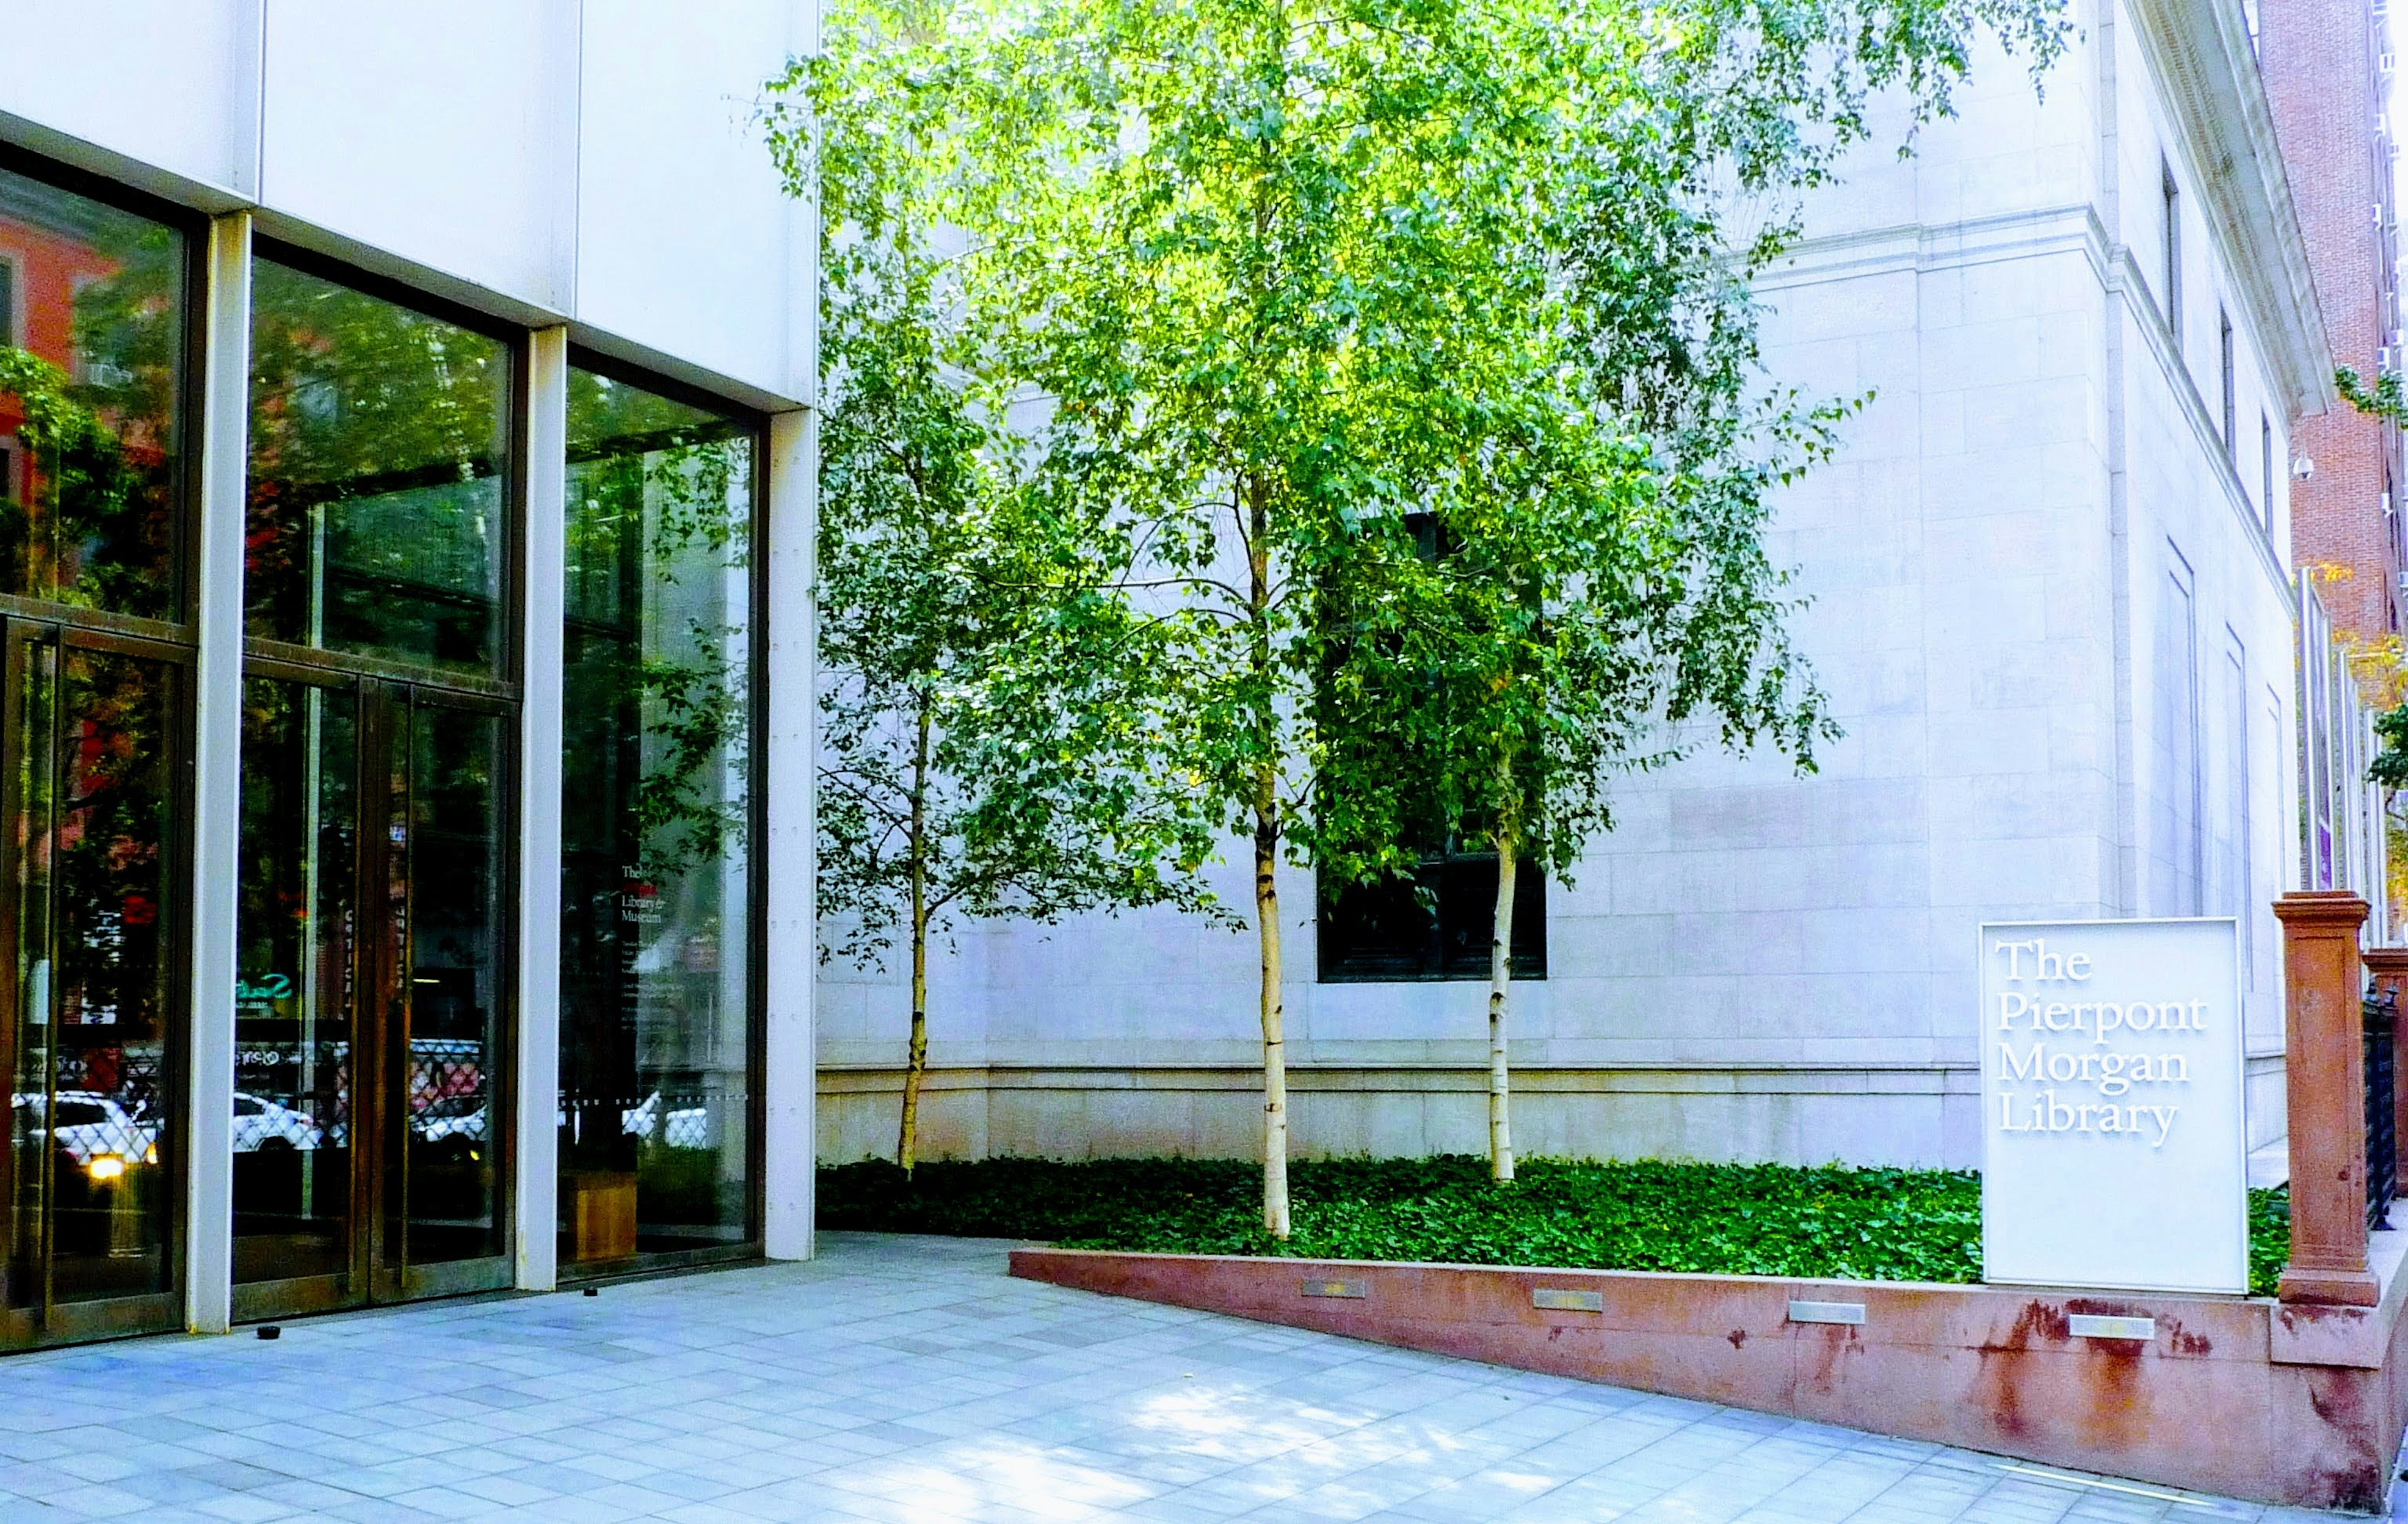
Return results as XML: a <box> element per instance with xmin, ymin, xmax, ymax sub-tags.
<box><xmin>2263</xmin><ymin>0</ymin><xmax>2406</xmax><ymax>642</ymax></box>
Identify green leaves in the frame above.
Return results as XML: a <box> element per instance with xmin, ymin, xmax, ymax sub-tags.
<box><xmin>773</xmin><ymin>0</ymin><xmax>2069</xmax><ymax>1205</ymax></box>
<box><xmin>799</xmin><ymin>50</ymin><xmax>1224</xmax><ymax>971</ymax></box>
<box><xmin>768</xmin><ymin>0</ymin><xmax>2067</xmax><ymax>913</ymax></box>
<box><xmin>821</xmin><ymin>1155</ymin><xmax>2291</xmax><ymax>1295</ymax></box>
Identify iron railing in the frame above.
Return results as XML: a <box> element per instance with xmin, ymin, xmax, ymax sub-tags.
<box><xmin>2367</xmin><ymin>987</ymin><xmax>2398</xmax><ymax>1230</ymax></box>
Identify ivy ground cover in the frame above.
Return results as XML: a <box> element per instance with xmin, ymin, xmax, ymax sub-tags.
<box><xmin>820</xmin><ymin>1155</ymin><xmax>2293</xmax><ymax>1298</ymax></box>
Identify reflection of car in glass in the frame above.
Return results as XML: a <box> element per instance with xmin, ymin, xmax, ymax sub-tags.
<box><xmin>410</xmin><ymin>1094</ymin><xmax>487</xmax><ymax>1171</ymax></box>
<box><xmin>619</xmin><ymin>1092</ymin><xmax>709</xmax><ymax>1148</ymax></box>
<box><xmin>232</xmin><ymin>1093</ymin><xmax>323</xmax><ymax>1153</ymax></box>
<box><xmin>12</xmin><ymin>1091</ymin><xmax>159</xmax><ymax>1178</ymax></box>
<box><xmin>411</xmin><ymin>1095</ymin><xmax>487</xmax><ymax>1144</ymax></box>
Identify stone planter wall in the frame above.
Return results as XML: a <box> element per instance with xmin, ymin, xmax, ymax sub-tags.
<box><xmin>1011</xmin><ymin>1237</ymin><xmax>2408</xmax><ymax>1511</ymax></box>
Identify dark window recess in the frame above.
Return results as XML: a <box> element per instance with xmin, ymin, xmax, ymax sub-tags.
<box><xmin>1319</xmin><ymin>852</ymin><xmax>1547</xmax><ymax>983</ymax></box>
<box><xmin>2261</xmin><ymin>415</ymin><xmax>2274</xmax><ymax>534</ymax></box>
<box><xmin>0</xmin><ymin>257</ymin><xmax>14</xmax><ymax>347</ymax></box>
<box><xmin>2160</xmin><ymin>162</ymin><xmax>2182</xmax><ymax>342</ymax></box>
<box><xmin>2219</xmin><ymin>309</ymin><xmax>2236</xmax><ymax>454</ymax></box>
<box><xmin>1312</xmin><ymin>509</ymin><xmax>1546</xmax><ymax>983</ymax></box>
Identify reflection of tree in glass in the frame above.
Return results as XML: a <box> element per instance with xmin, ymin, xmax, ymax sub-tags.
<box><xmin>564</xmin><ymin>374</ymin><xmax>750</xmax><ymax>884</ymax></box>
<box><xmin>244</xmin><ymin>262</ymin><xmax>507</xmax><ymax>662</ymax></box>
<box><xmin>0</xmin><ymin>177</ymin><xmax>183</xmax><ymax>618</ymax></box>
<box><xmin>49</xmin><ymin>650</ymin><xmax>171</xmax><ymax>1047</ymax></box>
<box><xmin>0</xmin><ymin>341</ymin><xmax>172</xmax><ymax>619</ymax></box>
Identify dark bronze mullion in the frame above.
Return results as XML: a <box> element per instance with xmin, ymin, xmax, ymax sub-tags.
<box><xmin>158</xmin><ymin>654</ymin><xmax>191</xmax><ymax>1310</ymax></box>
<box><xmin>342</xmin><ymin>677</ymin><xmax>374</xmax><ymax>1306</ymax></box>
<box><xmin>0</xmin><ymin>623</ymin><xmax>29</xmax><ymax>1314</ymax></box>
<box><xmin>58</xmin><ymin>627</ymin><xmax>198</xmax><ymax>666</ymax></box>
<box><xmin>241</xmin><ymin>638</ymin><xmax>517</xmax><ymax>705</ymax></box>
<box><xmin>356</xmin><ymin>680</ymin><xmax>395</xmax><ymax>1298</ymax></box>
<box><xmin>31</xmin><ymin>635</ymin><xmax>60</xmax><ymax>1326</ymax></box>
<box><xmin>394</xmin><ymin>688</ymin><xmax>418</xmax><ymax>1282</ymax></box>
<box><xmin>0</xmin><ymin>596</ymin><xmax>190</xmax><ymax>652</ymax></box>
<box><xmin>488</xmin><ymin>699</ymin><xmax>519</xmax><ymax>1275</ymax></box>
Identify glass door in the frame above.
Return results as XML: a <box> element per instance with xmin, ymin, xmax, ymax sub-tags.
<box><xmin>231</xmin><ymin>677</ymin><xmax>512</xmax><ymax>1318</ymax></box>
<box><xmin>0</xmin><ymin>157</ymin><xmax>201</xmax><ymax>1350</ymax></box>
<box><xmin>1</xmin><ymin>623</ymin><xmax>185</xmax><ymax>1344</ymax></box>
<box><xmin>234</xmin><ymin>248</ymin><xmax>520</xmax><ymax>1321</ymax></box>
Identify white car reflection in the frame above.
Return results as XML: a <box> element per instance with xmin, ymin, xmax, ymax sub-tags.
<box><xmin>619</xmin><ymin>1093</ymin><xmax>709</xmax><ymax>1148</ymax></box>
<box><xmin>12</xmin><ymin>1091</ymin><xmax>159</xmax><ymax>1177</ymax></box>
<box><xmin>413</xmin><ymin>1094</ymin><xmax>487</xmax><ymax>1144</ymax></box>
<box><xmin>551</xmin><ymin>1093</ymin><xmax>713</xmax><ymax>1148</ymax></box>
<box><xmin>232</xmin><ymin>1092</ymin><xmax>324</xmax><ymax>1152</ymax></box>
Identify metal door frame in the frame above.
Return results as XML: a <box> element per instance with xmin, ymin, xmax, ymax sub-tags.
<box><xmin>0</xmin><ymin>617</ymin><xmax>193</xmax><ymax>1347</ymax></box>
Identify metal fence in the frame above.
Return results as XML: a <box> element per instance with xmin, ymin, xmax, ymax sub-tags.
<box><xmin>2368</xmin><ymin>985</ymin><xmax>2398</xmax><ymax>1231</ymax></box>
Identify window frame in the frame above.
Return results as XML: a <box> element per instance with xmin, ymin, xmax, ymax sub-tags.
<box><xmin>557</xmin><ymin>344</ymin><xmax>773</xmax><ymax>1277</ymax></box>
<box><xmin>1317</xmin><ymin>850</ymin><xmax>1549</xmax><ymax>984</ymax></box>
<box><xmin>244</xmin><ymin>238</ymin><xmax>530</xmax><ymax>702</ymax></box>
<box><xmin>0</xmin><ymin>140</ymin><xmax>210</xmax><ymax>639</ymax></box>
<box><xmin>0</xmin><ymin>144</ymin><xmax>206</xmax><ymax>1348</ymax></box>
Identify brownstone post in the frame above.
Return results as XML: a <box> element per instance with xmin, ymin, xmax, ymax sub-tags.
<box><xmin>2362</xmin><ymin>946</ymin><xmax>2408</xmax><ymax>1200</ymax></box>
<box><xmin>2276</xmin><ymin>891</ymin><xmax>2378</xmax><ymax>1305</ymax></box>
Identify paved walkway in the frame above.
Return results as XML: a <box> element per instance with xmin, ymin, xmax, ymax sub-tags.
<box><xmin>0</xmin><ymin>1234</ymin><xmax>2353</xmax><ymax>1523</ymax></box>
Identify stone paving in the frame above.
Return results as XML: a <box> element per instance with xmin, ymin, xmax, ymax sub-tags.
<box><xmin>0</xmin><ymin>1234</ymin><xmax>2365</xmax><ymax>1523</ymax></box>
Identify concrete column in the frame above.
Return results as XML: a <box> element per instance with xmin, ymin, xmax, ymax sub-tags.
<box><xmin>184</xmin><ymin>212</ymin><xmax>252</xmax><ymax>1335</ymax></box>
<box><xmin>763</xmin><ymin>406</ymin><xmax>816</xmax><ymax>1260</ymax></box>
<box><xmin>2361</xmin><ymin>945</ymin><xmax>2408</xmax><ymax>1201</ymax></box>
<box><xmin>2276</xmin><ymin>891</ymin><xmax>2379</xmax><ymax>1305</ymax></box>
<box><xmin>512</xmin><ymin>327</ymin><xmax>569</xmax><ymax>1292</ymax></box>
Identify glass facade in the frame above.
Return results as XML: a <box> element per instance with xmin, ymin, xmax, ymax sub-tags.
<box><xmin>0</xmin><ymin>165</ymin><xmax>186</xmax><ymax>620</ymax></box>
<box><xmin>0</xmin><ymin>162</ymin><xmax>192</xmax><ymax>1343</ymax></box>
<box><xmin>0</xmin><ymin>149</ymin><xmax>774</xmax><ymax>1350</ymax></box>
<box><xmin>557</xmin><ymin>365</ymin><xmax>758</xmax><ymax>1271</ymax></box>
<box><xmin>246</xmin><ymin>258</ymin><xmax>510</xmax><ymax>676</ymax></box>
<box><xmin>232</xmin><ymin>674</ymin><xmax>355</xmax><ymax>1286</ymax></box>
<box><xmin>8</xmin><ymin>639</ymin><xmax>181</xmax><ymax>1311</ymax></box>
<box><xmin>233</xmin><ymin>260</ymin><xmax>520</xmax><ymax>1315</ymax></box>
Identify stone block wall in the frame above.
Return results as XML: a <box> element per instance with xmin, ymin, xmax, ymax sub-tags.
<box><xmin>817</xmin><ymin>1</ymin><xmax>2320</xmax><ymax>1173</ymax></box>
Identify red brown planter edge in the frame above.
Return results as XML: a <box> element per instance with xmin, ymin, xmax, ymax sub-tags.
<box><xmin>1010</xmin><ymin>1246</ymin><xmax>2408</xmax><ymax>1511</ymax></box>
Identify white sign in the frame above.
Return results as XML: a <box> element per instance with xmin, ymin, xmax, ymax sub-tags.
<box><xmin>1978</xmin><ymin>919</ymin><xmax>2246</xmax><ymax>1294</ymax></box>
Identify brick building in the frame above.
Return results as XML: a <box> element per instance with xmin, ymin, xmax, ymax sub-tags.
<box><xmin>2263</xmin><ymin>0</ymin><xmax>2406</xmax><ymax>640</ymax></box>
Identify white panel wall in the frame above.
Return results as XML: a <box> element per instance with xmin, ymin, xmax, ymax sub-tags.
<box><xmin>3</xmin><ymin>0</ymin><xmax>260</xmax><ymax>196</ymax></box>
<box><xmin>258</xmin><ymin>0</ymin><xmax>579</xmax><ymax>309</ymax></box>
<box><xmin>6</xmin><ymin>1</ymin><xmax>811</xmax><ymax>403</ymax></box>
<box><xmin>578</xmin><ymin>0</ymin><xmax>813</xmax><ymax>402</ymax></box>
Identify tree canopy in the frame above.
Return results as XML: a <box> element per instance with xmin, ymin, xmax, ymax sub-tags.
<box><xmin>773</xmin><ymin>0</ymin><xmax>2066</xmax><ymax>1227</ymax></box>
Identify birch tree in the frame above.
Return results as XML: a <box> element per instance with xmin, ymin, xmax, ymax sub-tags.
<box><xmin>774</xmin><ymin>0</ymin><xmax>2064</xmax><ymax>1227</ymax></box>
<box><xmin>792</xmin><ymin>84</ymin><xmax>1217</xmax><ymax>1178</ymax></box>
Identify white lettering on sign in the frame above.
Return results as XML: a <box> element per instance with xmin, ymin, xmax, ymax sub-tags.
<box><xmin>1978</xmin><ymin>919</ymin><xmax>2246</xmax><ymax>1296</ymax></box>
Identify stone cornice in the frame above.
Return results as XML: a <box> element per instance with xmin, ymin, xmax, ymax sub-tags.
<box><xmin>2127</xmin><ymin>0</ymin><xmax>2333</xmax><ymax>417</ymax></box>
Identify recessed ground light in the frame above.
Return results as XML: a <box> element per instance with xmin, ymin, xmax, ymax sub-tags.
<box><xmin>256</xmin><ymin>1326</ymin><xmax>280</xmax><ymax>1341</ymax></box>
<box><xmin>584</xmin><ymin>1288</ymin><xmax>599</xmax><ymax>1297</ymax></box>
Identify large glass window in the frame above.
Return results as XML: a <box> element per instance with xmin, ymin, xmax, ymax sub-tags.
<box><xmin>1319</xmin><ymin>852</ymin><xmax>1546</xmax><ymax>982</ymax></box>
<box><xmin>235</xmin><ymin>258</ymin><xmax>519</xmax><ymax>1315</ymax></box>
<box><xmin>8</xmin><ymin>637</ymin><xmax>180</xmax><ymax>1310</ymax></box>
<box><xmin>0</xmin><ymin>164</ymin><xmax>187</xmax><ymax>621</ymax></box>
<box><xmin>245</xmin><ymin>258</ymin><xmax>509</xmax><ymax>676</ymax></box>
<box><xmin>0</xmin><ymin>161</ymin><xmax>192</xmax><ymax>1345</ymax></box>
<box><xmin>558</xmin><ymin>364</ymin><xmax>757</xmax><ymax>1271</ymax></box>
<box><xmin>232</xmin><ymin>675</ymin><xmax>354</xmax><ymax>1287</ymax></box>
